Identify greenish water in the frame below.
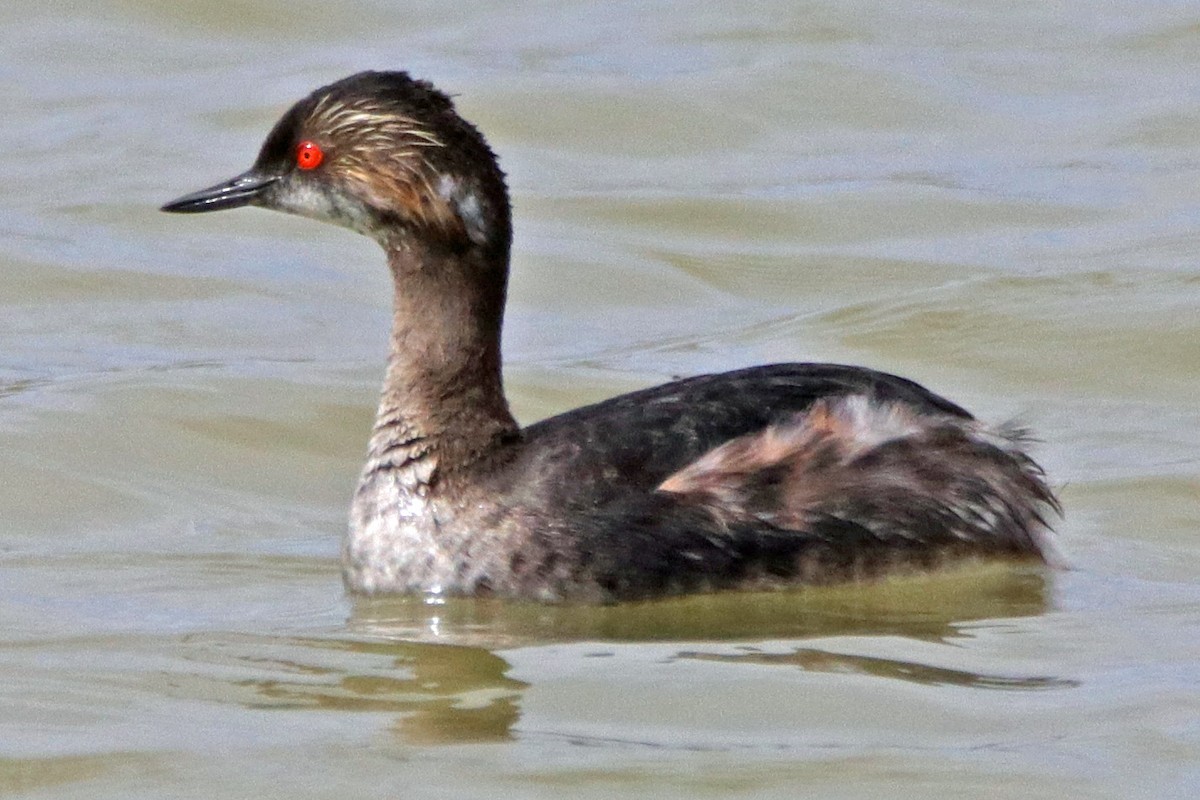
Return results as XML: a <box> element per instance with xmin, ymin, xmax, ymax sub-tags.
<box><xmin>2</xmin><ymin>1</ymin><xmax>1198</xmax><ymax>797</ymax></box>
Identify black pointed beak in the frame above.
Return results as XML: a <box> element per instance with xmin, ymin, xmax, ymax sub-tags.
<box><xmin>161</xmin><ymin>169</ymin><xmax>280</xmax><ymax>213</ymax></box>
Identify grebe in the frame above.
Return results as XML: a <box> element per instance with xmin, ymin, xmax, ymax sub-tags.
<box><xmin>163</xmin><ymin>71</ymin><xmax>1058</xmax><ymax>602</ymax></box>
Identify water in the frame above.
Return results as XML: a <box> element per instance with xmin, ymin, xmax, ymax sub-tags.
<box><xmin>2</xmin><ymin>1</ymin><xmax>1198</xmax><ymax>797</ymax></box>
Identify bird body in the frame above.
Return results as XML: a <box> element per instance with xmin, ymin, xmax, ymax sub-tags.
<box><xmin>163</xmin><ymin>72</ymin><xmax>1058</xmax><ymax>603</ymax></box>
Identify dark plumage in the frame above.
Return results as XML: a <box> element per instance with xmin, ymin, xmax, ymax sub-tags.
<box><xmin>163</xmin><ymin>71</ymin><xmax>1059</xmax><ymax>603</ymax></box>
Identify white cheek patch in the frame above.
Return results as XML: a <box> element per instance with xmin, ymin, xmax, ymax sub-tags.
<box><xmin>272</xmin><ymin>174</ymin><xmax>490</xmax><ymax>247</ymax></box>
<box><xmin>437</xmin><ymin>175</ymin><xmax>490</xmax><ymax>247</ymax></box>
<box><xmin>273</xmin><ymin>180</ymin><xmax>337</xmax><ymax>220</ymax></box>
<box><xmin>273</xmin><ymin>180</ymin><xmax>380</xmax><ymax>239</ymax></box>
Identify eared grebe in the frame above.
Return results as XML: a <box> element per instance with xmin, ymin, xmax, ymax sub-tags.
<box><xmin>163</xmin><ymin>71</ymin><xmax>1058</xmax><ymax>602</ymax></box>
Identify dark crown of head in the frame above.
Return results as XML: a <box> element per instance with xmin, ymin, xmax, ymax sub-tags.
<box><xmin>259</xmin><ymin>71</ymin><xmax>511</xmax><ymax>252</ymax></box>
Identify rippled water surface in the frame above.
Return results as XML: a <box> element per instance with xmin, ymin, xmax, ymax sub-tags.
<box><xmin>3</xmin><ymin>1</ymin><xmax>1199</xmax><ymax>797</ymax></box>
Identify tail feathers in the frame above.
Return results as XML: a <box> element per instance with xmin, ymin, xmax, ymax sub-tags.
<box><xmin>658</xmin><ymin>395</ymin><xmax>1059</xmax><ymax>564</ymax></box>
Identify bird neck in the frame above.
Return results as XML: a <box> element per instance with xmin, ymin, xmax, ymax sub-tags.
<box><xmin>364</xmin><ymin>238</ymin><xmax>519</xmax><ymax>491</ymax></box>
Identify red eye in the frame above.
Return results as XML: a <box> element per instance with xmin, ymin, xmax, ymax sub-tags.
<box><xmin>296</xmin><ymin>140</ymin><xmax>324</xmax><ymax>170</ymax></box>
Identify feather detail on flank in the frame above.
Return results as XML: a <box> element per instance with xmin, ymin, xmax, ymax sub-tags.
<box><xmin>659</xmin><ymin>395</ymin><xmax>1058</xmax><ymax>564</ymax></box>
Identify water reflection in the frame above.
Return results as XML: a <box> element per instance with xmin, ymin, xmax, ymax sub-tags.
<box><xmin>347</xmin><ymin>564</ymin><xmax>1051</xmax><ymax>645</ymax></box>
<box><xmin>228</xmin><ymin>637</ymin><xmax>526</xmax><ymax>744</ymax></box>
<box><xmin>674</xmin><ymin>648</ymin><xmax>1077</xmax><ymax>691</ymax></box>
<box><xmin>284</xmin><ymin>565</ymin><xmax>1053</xmax><ymax>744</ymax></box>
<box><xmin>159</xmin><ymin>566</ymin><xmax>1055</xmax><ymax>747</ymax></box>
<box><xmin>0</xmin><ymin>752</ymin><xmax>166</xmax><ymax>795</ymax></box>
<box><xmin>0</xmin><ymin>376</ymin><xmax>49</xmax><ymax>400</ymax></box>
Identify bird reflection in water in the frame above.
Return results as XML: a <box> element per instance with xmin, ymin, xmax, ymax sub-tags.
<box><xmin>237</xmin><ymin>636</ymin><xmax>526</xmax><ymax>745</ymax></box>
<box><xmin>231</xmin><ymin>564</ymin><xmax>1054</xmax><ymax>746</ymax></box>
